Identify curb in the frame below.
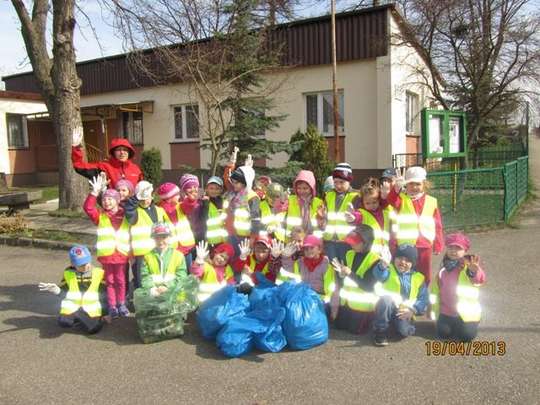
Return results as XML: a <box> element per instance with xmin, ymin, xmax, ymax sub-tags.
<box><xmin>0</xmin><ymin>234</ymin><xmax>96</xmax><ymax>252</ymax></box>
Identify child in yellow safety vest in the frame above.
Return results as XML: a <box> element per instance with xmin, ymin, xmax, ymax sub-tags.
<box><xmin>372</xmin><ymin>244</ymin><xmax>429</xmax><ymax>347</ymax></box>
<box><xmin>431</xmin><ymin>233</ymin><xmax>485</xmax><ymax>342</ymax></box>
<box><xmin>125</xmin><ymin>181</ymin><xmax>176</xmax><ymax>289</ymax></box>
<box><xmin>200</xmin><ymin>176</ymin><xmax>229</xmax><ymax>247</ymax></box>
<box><xmin>157</xmin><ymin>181</ymin><xmax>196</xmax><ymax>269</ymax></box>
<box><xmin>190</xmin><ymin>241</ymin><xmax>236</xmax><ymax>302</ymax></box>
<box><xmin>282</xmin><ymin>170</ymin><xmax>324</xmax><ymax>242</ymax></box>
<box><xmin>259</xmin><ymin>182</ymin><xmax>288</xmax><ymax>240</ymax></box>
<box><xmin>384</xmin><ymin>166</ymin><xmax>444</xmax><ymax>285</ymax></box>
<box><xmin>139</xmin><ymin>223</ymin><xmax>187</xmax><ymax>295</ymax></box>
<box><xmin>38</xmin><ymin>246</ymin><xmax>107</xmax><ymax>334</ymax></box>
<box><xmin>331</xmin><ymin>225</ymin><xmax>388</xmax><ymax>334</ymax></box>
<box><xmin>84</xmin><ymin>175</ymin><xmax>130</xmax><ymax>318</ymax></box>
<box><xmin>319</xmin><ymin>163</ymin><xmax>360</xmax><ymax>263</ymax></box>
<box><xmin>233</xmin><ymin>236</ymin><xmax>281</xmax><ymax>285</ymax></box>
<box><xmin>277</xmin><ymin>235</ymin><xmax>339</xmax><ymax>317</ymax></box>
<box><xmin>345</xmin><ymin>178</ymin><xmax>394</xmax><ymax>263</ymax></box>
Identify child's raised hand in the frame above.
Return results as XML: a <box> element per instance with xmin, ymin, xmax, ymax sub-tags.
<box><xmin>72</xmin><ymin>126</ymin><xmax>84</xmax><ymax>147</ymax></box>
<box><xmin>380</xmin><ymin>181</ymin><xmax>391</xmax><ymax>199</ymax></box>
<box><xmin>394</xmin><ymin>167</ymin><xmax>405</xmax><ymax>192</ymax></box>
<box><xmin>466</xmin><ymin>255</ymin><xmax>481</xmax><ymax>273</ymax></box>
<box><xmin>38</xmin><ymin>282</ymin><xmax>61</xmax><ymax>295</ymax></box>
<box><xmin>230</xmin><ymin>146</ymin><xmax>239</xmax><ymax>165</ymax></box>
<box><xmin>195</xmin><ymin>241</ymin><xmax>209</xmax><ymax>265</ymax></box>
<box><xmin>270</xmin><ymin>239</ymin><xmax>284</xmax><ymax>258</ymax></box>
<box><xmin>380</xmin><ymin>246</ymin><xmax>392</xmax><ymax>267</ymax></box>
<box><xmin>99</xmin><ymin>171</ymin><xmax>110</xmax><ymax>192</ymax></box>
<box><xmin>244</xmin><ymin>154</ymin><xmax>254</xmax><ymax>168</ymax></box>
<box><xmin>344</xmin><ymin>203</ymin><xmax>356</xmax><ymax>223</ymax></box>
<box><xmin>239</xmin><ymin>239</ymin><xmax>252</xmax><ymax>260</ymax></box>
<box><xmin>89</xmin><ymin>176</ymin><xmax>103</xmax><ymax>196</ymax></box>
<box><xmin>282</xmin><ymin>242</ymin><xmax>297</xmax><ymax>258</ymax></box>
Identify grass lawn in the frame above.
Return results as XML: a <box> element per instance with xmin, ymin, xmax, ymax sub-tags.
<box><xmin>9</xmin><ymin>185</ymin><xmax>59</xmax><ymax>202</ymax></box>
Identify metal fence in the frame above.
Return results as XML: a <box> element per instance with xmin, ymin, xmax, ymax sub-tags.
<box><xmin>426</xmin><ymin>156</ymin><xmax>529</xmax><ymax>230</ymax></box>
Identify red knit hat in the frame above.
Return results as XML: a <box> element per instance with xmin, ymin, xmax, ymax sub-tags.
<box><xmin>213</xmin><ymin>243</ymin><xmax>235</xmax><ymax>262</ymax></box>
<box><xmin>332</xmin><ymin>162</ymin><xmax>353</xmax><ymax>182</ymax></box>
<box><xmin>445</xmin><ymin>233</ymin><xmax>470</xmax><ymax>251</ymax></box>
<box><xmin>254</xmin><ymin>235</ymin><xmax>272</xmax><ymax>249</ymax></box>
<box><xmin>157</xmin><ymin>182</ymin><xmax>180</xmax><ymax>200</ymax></box>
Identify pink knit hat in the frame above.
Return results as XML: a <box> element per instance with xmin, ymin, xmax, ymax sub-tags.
<box><xmin>115</xmin><ymin>179</ymin><xmax>134</xmax><ymax>194</ymax></box>
<box><xmin>445</xmin><ymin>233</ymin><xmax>470</xmax><ymax>251</ymax></box>
<box><xmin>157</xmin><ymin>182</ymin><xmax>180</xmax><ymax>200</ymax></box>
<box><xmin>179</xmin><ymin>174</ymin><xmax>199</xmax><ymax>191</ymax></box>
<box><xmin>102</xmin><ymin>189</ymin><xmax>121</xmax><ymax>203</ymax></box>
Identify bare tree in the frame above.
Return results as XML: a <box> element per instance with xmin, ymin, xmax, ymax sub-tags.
<box><xmin>390</xmin><ymin>0</ymin><xmax>540</xmax><ymax>150</ymax></box>
<box><xmin>11</xmin><ymin>0</ymin><xmax>86</xmax><ymax>209</ymax></box>
<box><xmin>108</xmin><ymin>0</ymin><xmax>292</xmax><ymax>175</ymax></box>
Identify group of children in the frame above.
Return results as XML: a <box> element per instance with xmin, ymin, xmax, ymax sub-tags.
<box><xmin>38</xmin><ymin>137</ymin><xmax>486</xmax><ymax>347</ymax></box>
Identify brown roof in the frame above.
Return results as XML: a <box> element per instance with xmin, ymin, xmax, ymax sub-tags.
<box><xmin>2</xmin><ymin>5</ymin><xmax>399</xmax><ymax>96</ymax></box>
<box><xmin>0</xmin><ymin>90</ymin><xmax>42</xmax><ymax>101</ymax></box>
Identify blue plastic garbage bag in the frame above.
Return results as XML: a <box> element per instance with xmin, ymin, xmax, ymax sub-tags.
<box><xmin>252</xmin><ymin>307</ymin><xmax>287</xmax><ymax>353</ymax></box>
<box><xmin>196</xmin><ymin>286</ymin><xmax>250</xmax><ymax>340</ymax></box>
<box><xmin>249</xmin><ymin>285</ymin><xmax>281</xmax><ymax>312</ymax></box>
<box><xmin>280</xmin><ymin>282</ymin><xmax>328</xmax><ymax>350</ymax></box>
<box><xmin>216</xmin><ymin>315</ymin><xmax>267</xmax><ymax>358</ymax></box>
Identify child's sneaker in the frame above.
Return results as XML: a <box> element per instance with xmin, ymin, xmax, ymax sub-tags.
<box><xmin>117</xmin><ymin>304</ymin><xmax>130</xmax><ymax>317</ymax></box>
<box><xmin>374</xmin><ymin>330</ymin><xmax>389</xmax><ymax>347</ymax></box>
<box><xmin>109</xmin><ymin>306</ymin><xmax>119</xmax><ymax>319</ymax></box>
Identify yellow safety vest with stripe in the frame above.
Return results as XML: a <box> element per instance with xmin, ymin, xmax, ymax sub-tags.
<box><xmin>273</xmin><ymin>211</ymin><xmax>287</xmax><ymax>242</ymax></box>
<box><xmin>197</xmin><ymin>262</ymin><xmax>234</xmax><ymax>302</ymax></box>
<box><xmin>285</xmin><ymin>195</ymin><xmax>324</xmax><ymax>241</ymax></box>
<box><xmin>174</xmin><ymin>205</ymin><xmax>195</xmax><ymax>248</ymax></box>
<box><xmin>395</xmin><ymin>193</ymin><xmax>438</xmax><ymax>245</ymax></box>
<box><xmin>339</xmin><ymin>250</ymin><xmax>381</xmax><ymax>312</ymax></box>
<box><xmin>375</xmin><ymin>264</ymin><xmax>425</xmax><ymax>309</ymax></box>
<box><xmin>60</xmin><ymin>268</ymin><xmax>104</xmax><ymax>318</ymax></box>
<box><xmin>276</xmin><ymin>260</ymin><xmax>336</xmax><ymax>303</ymax></box>
<box><xmin>233</xmin><ymin>191</ymin><xmax>258</xmax><ymax>237</ymax></box>
<box><xmin>430</xmin><ymin>266</ymin><xmax>481</xmax><ymax>322</ymax></box>
<box><xmin>323</xmin><ymin>191</ymin><xmax>359</xmax><ymax>241</ymax></box>
<box><xmin>130</xmin><ymin>206</ymin><xmax>176</xmax><ymax>256</ymax></box>
<box><xmin>96</xmin><ymin>213</ymin><xmax>131</xmax><ymax>258</ymax></box>
<box><xmin>206</xmin><ymin>200</ymin><xmax>228</xmax><ymax>245</ymax></box>
<box><xmin>143</xmin><ymin>249</ymin><xmax>185</xmax><ymax>285</ymax></box>
<box><xmin>358</xmin><ymin>207</ymin><xmax>394</xmax><ymax>255</ymax></box>
<box><xmin>259</xmin><ymin>200</ymin><xmax>274</xmax><ymax>237</ymax></box>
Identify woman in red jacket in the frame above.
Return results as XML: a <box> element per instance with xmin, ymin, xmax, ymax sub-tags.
<box><xmin>72</xmin><ymin>131</ymin><xmax>143</xmax><ymax>188</ymax></box>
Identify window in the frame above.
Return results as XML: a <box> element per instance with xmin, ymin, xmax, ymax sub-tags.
<box><xmin>405</xmin><ymin>91</ymin><xmax>419</xmax><ymax>134</ymax></box>
<box><xmin>122</xmin><ymin>111</ymin><xmax>143</xmax><ymax>145</ymax></box>
<box><xmin>305</xmin><ymin>90</ymin><xmax>344</xmax><ymax>136</ymax></box>
<box><xmin>6</xmin><ymin>113</ymin><xmax>28</xmax><ymax>148</ymax></box>
<box><xmin>173</xmin><ymin>105</ymin><xmax>199</xmax><ymax>140</ymax></box>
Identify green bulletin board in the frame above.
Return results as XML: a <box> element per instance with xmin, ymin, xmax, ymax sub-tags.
<box><xmin>421</xmin><ymin>109</ymin><xmax>467</xmax><ymax>158</ymax></box>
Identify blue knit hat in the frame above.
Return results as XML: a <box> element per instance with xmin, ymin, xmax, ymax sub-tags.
<box><xmin>394</xmin><ymin>244</ymin><xmax>417</xmax><ymax>267</ymax></box>
<box><xmin>69</xmin><ymin>245</ymin><xmax>92</xmax><ymax>267</ymax></box>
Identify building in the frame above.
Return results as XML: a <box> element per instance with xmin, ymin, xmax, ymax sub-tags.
<box><xmin>1</xmin><ymin>4</ymin><xmax>439</xmax><ymax>186</ymax></box>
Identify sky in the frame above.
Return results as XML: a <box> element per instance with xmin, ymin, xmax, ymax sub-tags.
<box><xmin>0</xmin><ymin>0</ymin><xmax>359</xmax><ymax>84</ymax></box>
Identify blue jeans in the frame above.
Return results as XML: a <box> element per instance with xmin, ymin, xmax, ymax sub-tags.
<box><xmin>373</xmin><ymin>296</ymin><xmax>415</xmax><ymax>337</ymax></box>
<box><xmin>324</xmin><ymin>241</ymin><xmax>349</xmax><ymax>263</ymax></box>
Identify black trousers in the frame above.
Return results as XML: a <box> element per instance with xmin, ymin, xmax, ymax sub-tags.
<box><xmin>58</xmin><ymin>309</ymin><xmax>103</xmax><ymax>334</ymax></box>
<box><xmin>436</xmin><ymin>313</ymin><xmax>478</xmax><ymax>342</ymax></box>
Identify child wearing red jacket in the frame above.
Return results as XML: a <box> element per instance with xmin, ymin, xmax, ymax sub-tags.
<box><xmin>84</xmin><ymin>176</ymin><xmax>130</xmax><ymax>318</ymax></box>
<box><xmin>233</xmin><ymin>236</ymin><xmax>281</xmax><ymax>285</ymax></box>
<box><xmin>71</xmin><ymin>132</ymin><xmax>143</xmax><ymax>188</ymax></box>
<box><xmin>383</xmin><ymin>167</ymin><xmax>444</xmax><ymax>284</ymax></box>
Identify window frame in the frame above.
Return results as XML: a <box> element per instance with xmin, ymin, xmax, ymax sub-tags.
<box><xmin>171</xmin><ymin>104</ymin><xmax>200</xmax><ymax>143</ymax></box>
<box><xmin>405</xmin><ymin>91</ymin><xmax>420</xmax><ymax>136</ymax></box>
<box><xmin>6</xmin><ymin>113</ymin><xmax>29</xmax><ymax>150</ymax></box>
<box><xmin>304</xmin><ymin>90</ymin><xmax>345</xmax><ymax>137</ymax></box>
<box><xmin>121</xmin><ymin>111</ymin><xmax>144</xmax><ymax>146</ymax></box>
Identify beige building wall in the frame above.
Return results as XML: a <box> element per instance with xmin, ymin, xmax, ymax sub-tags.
<box><xmin>0</xmin><ymin>98</ymin><xmax>47</xmax><ymax>174</ymax></box>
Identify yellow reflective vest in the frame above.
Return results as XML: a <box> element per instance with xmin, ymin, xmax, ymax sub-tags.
<box><xmin>60</xmin><ymin>267</ymin><xmax>104</xmax><ymax>318</ymax></box>
<box><xmin>206</xmin><ymin>200</ymin><xmax>228</xmax><ymax>245</ymax></box>
<box><xmin>130</xmin><ymin>206</ymin><xmax>176</xmax><ymax>256</ymax></box>
<box><xmin>358</xmin><ymin>207</ymin><xmax>395</xmax><ymax>255</ymax></box>
<box><xmin>395</xmin><ymin>193</ymin><xmax>438</xmax><ymax>245</ymax></box>
<box><xmin>285</xmin><ymin>195</ymin><xmax>324</xmax><ymax>241</ymax></box>
<box><xmin>323</xmin><ymin>190</ymin><xmax>359</xmax><ymax>241</ymax></box>
<box><xmin>277</xmin><ymin>259</ymin><xmax>336</xmax><ymax>303</ymax></box>
<box><xmin>430</xmin><ymin>266</ymin><xmax>481</xmax><ymax>322</ymax></box>
<box><xmin>376</xmin><ymin>264</ymin><xmax>425</xmax><ymax>309</ymax></box>
<box><xmin>143</xmin><ymin>248</ymin><xmax>185</xmax><ymax>286</ymax></box>
<box><xmin>232</xmin><ymin>191</ymin><xmax>259</xmax><ymax>237</ymax></box>
<box><xmin>96</xmin><ymin>213</ymin><xmax>130</xmax><ymax>258</ymax></box>
<box><xmin>339</xmin><ymin>250</ymin><xmax>381</xmax><ymax>312</ymax></box>
<box><xmin>197</xmin><ymin>262</ymin><xmax>234</xmax><ymax>302</ymax></box>
<box><xmin>174</xmin><ymin>205</ymin><xmax>195</xmax><ymax>248</ymax></box>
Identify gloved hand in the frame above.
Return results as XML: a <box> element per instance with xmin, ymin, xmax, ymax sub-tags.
<box><xmin>195</xmin><ymin>241</ymin><xmax>209</xmax><ymax>265</ymax></box>
<box><xmin>331</xmin><ymin>258</ymin><xmax>350</xmax><ymax>278</ymax></box>
<box><xmin>239</xmin><ymin>239</ymin><xmax>251</xmax><ymax>260</ymax></box>
<box><xmin>380</xmin><ymin>181</ymin><xmax>391</xmax><ymax>199</ymax></box>
<box><xmin>270</xmin><ymin>239</ymin><xmax>284</xmax><ymax>258</ymax></box>
<box><xmin>244</xmin><ymin>154</ymin><xmax>253</xmax><ymax>168</ymax></box>
<box><xmin>89</xmin><ymin>175</ymin><xmax>103</xmax><ymax>197</ymax></box>
<box><xmin>344</xmin><ymin>203</ymin><xmax>356</xmax><ymax>223</ymax></box>
<box><xmin>281</xmin><ymin>242</ymin><xmax>297</xmax><ymax>258</ymax></box>
<box><xmin>240</xmin><ymin>273</ymin><xmax>255</xmax><ymax>286</ymax></box>
<box><xmin>394</xmin><ymin>167</ymin><xmax>405</xmax><ymax>192</ymax></box>
<box><xmin>98</xmin><ymin>171</ymin><xmax>109</xmax><ymax>193</ymax></box>
<box><xmin>230</xmin><ymin>146</ymin><xmax>239</xmax><ymax>165</ymax></box>
<box><xmin>38</xmin><ymin>282</ymin><xmax>61</xmax><ymax>295</ymax></box>
<box><xmin>380</xmin><ymin>246</ymin><xmax>392</xmax><ymax>266</ymax></box>
<box><xmin>72</xmin><ymin>126</ymin><xmax>84</xmax><ymax>147</ymax></box>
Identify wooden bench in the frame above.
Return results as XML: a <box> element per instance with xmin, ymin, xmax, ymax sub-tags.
<box><xmin>0</xmin><ymin>191</ymin><xmax>43</xmax><ymax>215</ymax></box>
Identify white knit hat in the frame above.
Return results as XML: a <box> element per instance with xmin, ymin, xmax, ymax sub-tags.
<box><xmin>135</xmin><ymin>180</ymin><xmax>154</xmax><ymax>200</ymax></box>
<box><xmin>404</xmin><ymin>166</ymin><xmax>427</xmax><ymax>184</ymax></box>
